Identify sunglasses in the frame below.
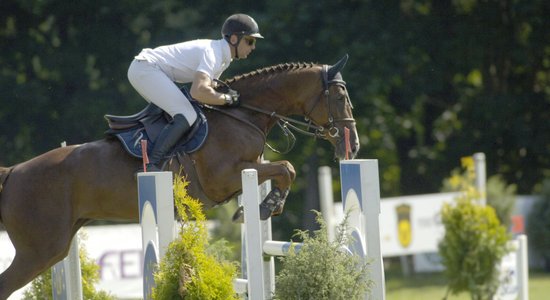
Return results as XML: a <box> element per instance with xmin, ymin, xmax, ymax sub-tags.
<box><xmin>243</xmin><ymin>37</ymin><xmax>256</xmax><ymax>46</ymax></box>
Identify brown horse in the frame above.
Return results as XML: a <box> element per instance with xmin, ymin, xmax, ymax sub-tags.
<box><xmin>0</xmin><ymin>55</ymin><xmax>359</xmax><ymax>299</ymax></box>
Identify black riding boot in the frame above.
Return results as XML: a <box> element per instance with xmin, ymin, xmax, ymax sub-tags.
<box><xmin>145</xmin><ymin>114</ymin><xmax>191</xmax><ymax>172</ymax></box>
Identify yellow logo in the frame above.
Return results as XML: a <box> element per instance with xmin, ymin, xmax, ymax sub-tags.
<box><xmin>396</xmin><ymin>204</ymin><xmax>412</xmax><ymax>248</ymax></box>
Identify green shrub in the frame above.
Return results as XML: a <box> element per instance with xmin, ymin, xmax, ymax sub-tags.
<box><xmin>273</xmin><ymin>211</ymin><xmax>373</xmax><ymax>300</ymax></box>
<box><xmin>486</xmin><ymin>175</ymin><xmax>516</xmax><ymax>229</ymax></box>
<box><xmin>23</xmin><ymin>235</ymin><xmax>114</xmax><ymax>300</ymax></box>
<box><xmin>527</xmin><ymin>178</ymin><xmax>550</xmax><ymax>271</ymax></box>
<box><xmin>441</xmin><ymin>156</ymin><xmax>516</xmax><ymax>229</ymax></box>
<box><xmin>439</xmin><ymin>159</ymin><xmax>510</xmax><ymax>300</ymax></box>
<box><xmin>152</xmin><ymin>176</ymin><xmax>238</xmax><ymax>300</ymax></box>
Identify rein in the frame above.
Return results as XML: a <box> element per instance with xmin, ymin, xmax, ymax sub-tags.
<box><xmin>214</xmin><ymin>79</ymin><xmax>326</xmax><ymax>139</ymax></box>
<box><xmin>213</xmin><ymin>65</ymin><xmax>356</xmax><ymax>153</ymax></box>
<box><xmin>240</xmin><ymin>103</ymin><xmax>325</xmax><ymax>138</ymax></box>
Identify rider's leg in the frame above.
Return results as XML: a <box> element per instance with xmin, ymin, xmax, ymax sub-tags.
<box><xmin>128</xmin><ymin>59</ymin><xmax>198</xmax><ymax>123</ymax></box>
<box><xmin>146</xmin><ymin>114</ymin><xmax>190</xmax><ymax>171</ymax></box>
<box><xmin>128</xmin><ymin>60</ymin><xmax>198</xmax><ymax>171</ymax></box>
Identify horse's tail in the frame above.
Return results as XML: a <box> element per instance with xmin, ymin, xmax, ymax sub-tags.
<box><xmin>0</xmin><ymin>166</ymin><xmax>13</xmax><ymax>223</ymax></box>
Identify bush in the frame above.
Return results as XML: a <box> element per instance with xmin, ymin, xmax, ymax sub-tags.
<box><xmin>486</xmin><ymin>175</ymin><xmax>516</xmax><ymax>229</ymax></box>
<box><xmin>441</xmin><ymin>157</ymin><xmax>516</xmax><ymax>229</ymax></box>
<box><xmin>438</xmin><ymin>158</ymin><xmax>510</xmax><ymax>300</ymax></box>
<box><xmin>527</xmin><ymin>178</ymin><xmax>550</xmax><ymax>271</ymax></box>
<box><xmin>23</xmin><ymin>235</ymin><xmax>114</xmax><ymax>300</ymax></box>
<box><xmin>152</xmin><ymin>176</ymin><xmax>238</xmax><ymax>300</ymax></box>
<box><xmin>273</xmin><ymin>211</ymin><xmax>373</xmax><ymax>300</ymax></box>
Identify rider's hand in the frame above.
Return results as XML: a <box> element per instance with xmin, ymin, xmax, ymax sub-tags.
<box><xmin>224</xmin><ymin>89</ymin><xmax>240</xmax><ymax>107</ymax></box>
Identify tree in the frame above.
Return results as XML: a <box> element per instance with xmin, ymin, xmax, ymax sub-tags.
<box><xmin>1</xmin><ymin>0</ymin><xmax>549</xmax><ymax>236</ymax></box>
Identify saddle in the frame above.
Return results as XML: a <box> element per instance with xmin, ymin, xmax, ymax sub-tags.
<box><xmin>104</xmin><ymin>89</ymin><xmax>208</xmax><ymax>159</ymax></box>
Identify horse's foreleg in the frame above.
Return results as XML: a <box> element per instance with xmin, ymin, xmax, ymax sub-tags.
<box><xmin>233</xmin><ymin>160</ymin><xmax>296</xmax><ymax>222</ymax></box>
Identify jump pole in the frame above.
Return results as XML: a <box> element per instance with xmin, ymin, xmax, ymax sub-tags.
<box><xmin>51</xmin><ymin>236</ymin><xmax>83</xmax><ymax>300</ymax></box>
<box><xmin>239</xmin><ymin>170</ymin><xmax>304</xmax><ymax>299</ymax></box>
<box><xmin>340</xmin><ymin>159</ymin><xmax>386</xmax><ymax>300</ymax></box>
<box><xmin>137</xmin><ymin>171</ymin><xmax>176</xmax><ymax>300</ymax></box>
<box><xmin>318</xmin><ymin>166</ymin><xmax>336</xmax><ymax>242</ymax></box>
<box><xmin>239</xmin><ymin>160</ymin><xmax>385</xmax><ymax>299</ymax></box>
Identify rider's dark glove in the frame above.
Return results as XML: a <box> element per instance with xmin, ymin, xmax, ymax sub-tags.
<box><xmin>224</xmin><ymin>89</ymin><xmax>240</xmax><ymax>107</ymax></box>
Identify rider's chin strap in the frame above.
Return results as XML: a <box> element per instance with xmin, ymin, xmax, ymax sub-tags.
<box><xmin>229</xmin><ymin>35</ymin><xmax>244</xmax><ymax>60</ymax></box>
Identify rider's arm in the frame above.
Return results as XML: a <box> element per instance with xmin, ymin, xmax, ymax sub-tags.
<box><xmin>190</xmin><ymin>71</ymin><xmax>228</xmax><ymax>105</ymax></box>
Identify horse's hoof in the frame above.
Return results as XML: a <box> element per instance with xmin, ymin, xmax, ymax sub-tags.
<box><xmin>231</xmin><ymin>205</ymin><xmax>273</xmax><ymax>222</ymax></box>
<box><xmin>271</xmin><ymin>200</ymin><xmax>286</xmax><ymax>216</ymax></box>
<box><xmin>232</xmin><ymin>206</ymin><xmax>244</xmax><ymax>223</ymax></box>
<box><xmin>232</xmin><ymin>188</ymin><xmax>289</xmax><ymax>222</ymax></box>
<box><xmin>259</xmin><ymin>188</ymin><xmax>288</xmax><ymax>220</ymax></box>
<box><xmin>260</xmin><ymin>204</ymin><xmax>273</xmax><ymax>220</ymax></box>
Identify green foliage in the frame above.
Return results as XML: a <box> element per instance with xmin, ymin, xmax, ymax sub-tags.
<box><xmin>441</xmin><ymin>156</ymin><xmax>481</xmax><ymax>200</ymax></box>
<box><xmin>2</xmin><ymin>0</ymin><xmax>549</xmax><ymax>240</ymax></box>
<box><xmin>486</xmin><ymin>175</ymin><xmax>516</xmax><ymax>229</ymax></box>
<box><xmin>152</xmin><ymin>176</ymin><xmax>238</xmax><ymax>300</ymax></box>
<box><xmin>527</xmin><ymin>178</ymin><xmax>550</xmax><ymax>271</ymax></box>
<box><xmin>23</xmin><ymin>235</ymin><xmax>114</xmax><ymax>300</ymax></box>
<box><xmin>22</xmin><ymin>271</ymin><xmax>52</xmax><ymax>300</ymax></box>
<box><xmin>441</xmin><ymin>156</ymin><xmax>516</xmax><ymax>229</ymax></box>
<box><xmin>439</xmin><ymin>161</ymin><xmax>510</xmax><ymax>300</ymax></box>
<box><xmin>273</xmin><ymin>211</ymin><xmax>373</xmax><ymax>300</ymax></box>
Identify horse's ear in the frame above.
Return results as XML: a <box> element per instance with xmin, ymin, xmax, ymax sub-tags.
<box><xmin>327</xmin><ymin>54</ymin><xmax>349</xmax><ymax>80</ymax></box>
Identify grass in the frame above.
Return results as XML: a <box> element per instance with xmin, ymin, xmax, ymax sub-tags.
<box><xmin>385</xmin><ymin>269</ymin><xmax>550</xmax><ymax>300</ymax></box>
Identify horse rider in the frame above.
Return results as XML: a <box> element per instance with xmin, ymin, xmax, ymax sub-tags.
<box><xmin>127</xmin><ymin>13</ymin><xmax>263</xmax><ymax>171</ymax></box>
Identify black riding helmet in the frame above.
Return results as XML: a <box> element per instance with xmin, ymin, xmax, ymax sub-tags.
<box><xmin>222</xmin><ymin>14</ymin><xmax>263</xmax><ymax>58</ymax></box>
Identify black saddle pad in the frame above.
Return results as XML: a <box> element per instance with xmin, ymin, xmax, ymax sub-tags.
<box><xmin>112</xmin><ymin>101</ymin><xmax>208</xmax><ymax>159</ymax></box>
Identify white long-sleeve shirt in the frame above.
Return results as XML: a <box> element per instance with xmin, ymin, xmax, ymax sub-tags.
<box><xmin>135</xmin><ymin>38</ymin><xmax>232</xmax><ymax>83</ymax></box>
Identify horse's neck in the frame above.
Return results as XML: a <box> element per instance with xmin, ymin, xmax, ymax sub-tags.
<box><xmin>239</xmin><ymin>69</ymin><xmax>319</xmax><ymax>118</ymax></box>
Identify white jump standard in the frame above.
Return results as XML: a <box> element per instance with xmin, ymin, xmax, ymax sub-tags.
<box><xmin>137</xmin><ymin>171</ymin><xmax>176</xmax><ymax>300</ymax></box>
<box><xmin>238</xmin><ymin>159</ymin><xmax>386</xmax><ymax>300</ymax></box>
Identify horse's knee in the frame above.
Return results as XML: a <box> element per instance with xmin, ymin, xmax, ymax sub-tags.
<box><xmin>283</xmin><ymin>161</ymin><xmax>296</xmax><ymax>181</ymax></box>
<box><xmin>276</xmin><ymin>161</ymin><xmax>296</xmax><ymax>185</ymax></box>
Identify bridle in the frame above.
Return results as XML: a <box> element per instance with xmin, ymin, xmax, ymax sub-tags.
<box><xmin>215</xmin><ymin>65</ymin><xmax>355</xmax><ymax>140</ymax></box>
<box><xmin>303</xmin><ymin>65</ymin><xmax>356</xmax><ymax>139</ymax></box>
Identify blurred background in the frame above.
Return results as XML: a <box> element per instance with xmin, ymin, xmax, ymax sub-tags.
<box><xmin>1</xmin><ymin>1</ymin><xmax>549</xmax><ymax>297</ymax></box>
<box><xmin>1</xmin><ymin>0</ymin><xmax>548</xmax><ymax>232</ymax></box>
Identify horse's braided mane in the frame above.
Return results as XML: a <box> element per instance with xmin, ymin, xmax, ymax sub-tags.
<box><xmin>226</xmin><ymin>62</ymin><xmax>318</xmax><ymax>84</ymax></box>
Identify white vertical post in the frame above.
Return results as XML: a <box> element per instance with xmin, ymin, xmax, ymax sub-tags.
<box><xmin>66</xmin><ymin>237</ymin><xmax>83</xmax><ymax>298</ymax></box>
<box><xmin>137</xmin><ymin>171</ymin><xmax>175</xmax><ymax>300</ymax></box>
<box><xmin>340</xmin><ymin>159</ymin><xmax>385</xmax><ymax>300</ymax></box>
<box><xmin>259</xmin><ymin>180</ymin><xmax>276</xmax><ymax>297</ymax></box>
<box><xmin>51</xmin><ymin>236</ymin><xmax>83</xmax><ymax>300</ymax></box>
<box><xmin>156</xmin><ymin>173</ymin><xmax>176</xmax><ymax>260</ymax></box>
<box><xmin>242</xmin><ymin>169</ymin><xmax>266</xmax><ymax>300</ymax></box>
<box><xmin>473</xmin><ymin>152</ymin><xmax>486</xmax><ymax>206</ymax></box>
<box><xmin>318</xmin><ymin>166</ymin><xmax>336</xmax><ymax>242</ymax></box>
<box><xmin>517</xmin><ymin>234</ymin><xmax>529</xmax><ymax>300</ymax></box>
<box><xmin>239</xmin><ymin>196</ymin><xmax>248</xmax><ymax>297</ymax></box>
<box><xmin>360</xmin><ymin>160</ymin><xmax>385</xmax><ymax>300</ymax></box>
